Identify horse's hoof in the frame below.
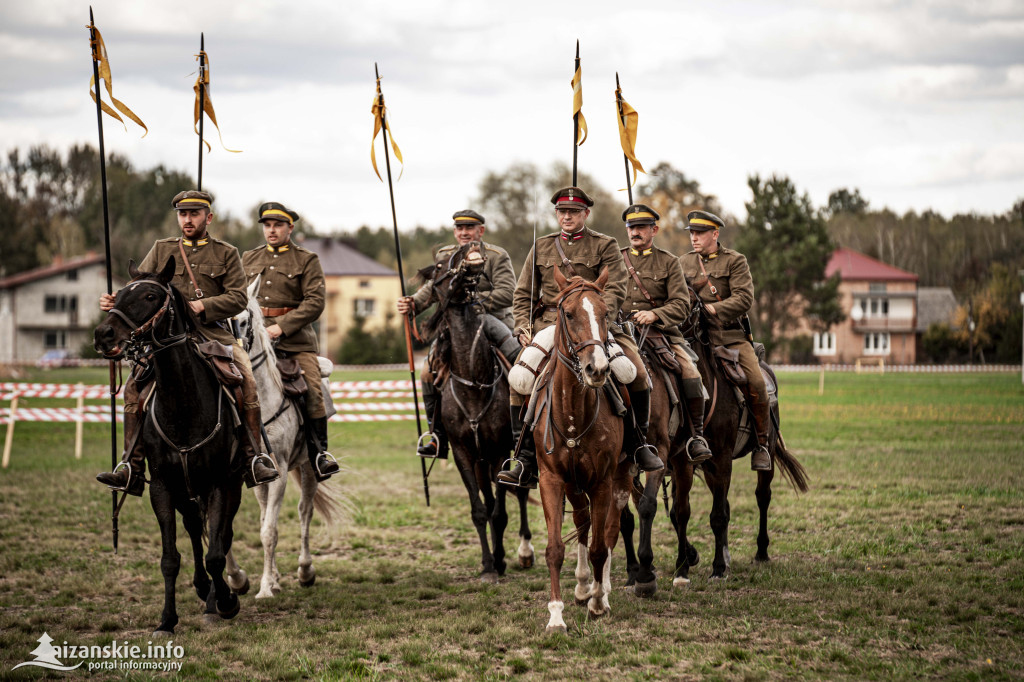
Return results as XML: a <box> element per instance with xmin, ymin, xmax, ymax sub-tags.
<box><xmin>201</xmin><ymin>613</ymin><xmax>223</xmax><ymax>626</ymax></box>
<box><xmin>574</xmin><ymin>596</ymin><xmax>588</xmax><ymax>606</ymax></box>
<box><xmin>624</xmin><ymin>576</ymin><xmax>637</xmax><ymax>587</ymax></box>
<box><xmin>587</xmin><ymin>605</ymin><xmax>608</xmax><ymax>619</ymax></box>
<box><xmin>480</xmin><ymin>571</ymin><xmax>500</xmax><ymax>584</ymax></box>
<box><xmin>152</xmin><ymin>629</ymin><xmax>174</xmax><ymax>638</ymax></box>
<box><xmin>672</xmin><ymin>576</ymin><xmax>691</xmax><ymax>589</ymax></box>
<box><xmin>299</xmin><ymin>574</ymin><xmax>316</xmax><ymax>588</ymax></box>
<box><xmin>710</xmin><ymin>573</ymin><xmax>728</xmax><ymax>582</ymax></box>
<box><xmin>232</xmin><ymin>576</ymin><xmax>250</xmax><ymax>596</ymax></box>
<box><xmin>518</xmin><ymin>555</ymin><xmax>534</xmax><ymax>570</ymax></box>
<box><xmin>755</xmin><ymin>553</ymin><xmax>771</xmax><ymax>563</ymax></box>
<box><xmin>254</xmin><ymin>590</ymin><xmax>274</xmax><ymax>600</ymax></box>
<box><xmin>633</xmin><ymin>579</ymin><xmax>658</xmax><ymax>598</ymax></box>
<box><xmin>217</xmin><ymin>595</ymin><xmax>240</xmax><ymax>619</ymax></box>
<box><xmin>545</xmin><ymin>625</ymin><xmax>567</xmax><ymax>634</ymax></box>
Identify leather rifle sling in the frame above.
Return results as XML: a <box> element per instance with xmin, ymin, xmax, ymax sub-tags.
<box><xmin>178</xmin><ymin>238</ymin><xmax>205</xmax><ymax>299</ymax></box>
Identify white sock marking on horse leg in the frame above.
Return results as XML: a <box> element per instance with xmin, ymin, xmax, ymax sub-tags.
<box><xmin>574</xmin><ymin>542</ymin><xmax>592</xmax><ymax>601</ymax></box>
<box><xmin>673</xmin><ymin>576</ymin><xmax>691</xmax><ymax>588</ymax></box>
<box><xmin>518</xmin><ymin>537</ymin><xmax>535</xmax><ymax>561</ymax></box>
<box><xmin>547</xmin><ymin>600</ymin><xmax>566</xmax><ymax>631</ymax></box>
<box><xmin>601</xmin><ymin>548</ymin><xmax>612</xmax><ymax>611</ymax></box>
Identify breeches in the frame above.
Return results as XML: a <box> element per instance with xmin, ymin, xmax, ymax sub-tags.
<box><xmin>731</xmin><ymin>341</ymin><xmax>767</xmax><ymax>403</ymax></box>
<box><xmin>671</xmin><ymin>343</ymin><xmax>702</xmax><ymax>381</ymax></box>
<box><xmin>294</xmin><ymin>351</ymin><xmax>326</xmax><ymax>419</ymax></box>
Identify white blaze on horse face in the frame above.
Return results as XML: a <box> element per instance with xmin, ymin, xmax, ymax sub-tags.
<box><xmin>580</xmin><ymin>297</ymin><xmax>608</xmax><ymax>372</ymax></box>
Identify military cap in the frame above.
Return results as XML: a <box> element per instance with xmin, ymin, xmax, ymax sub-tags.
<box><xmin>258</xmin><ymin>202</ymin><xmax>299</xmax><ymax>224</ymax></box>
<box><xmin>686</xmin><ymin>210</ymin><xmax>725</xmax><ymax>232</ymax></box>
<box><xmin>452</xmin><ymin>209</ymin><xmax>485</xmax><ymax>226</ymax></box>
<box><xmin>550</xmin><ymin>186</ymin><xmax>594</xmax><ymax>209</ymax></box>
<box><xmin>171</xmin><ymin>190</ymin><xmax>213</xmax><ymax>210</ymax></box>
<box><xmin>622</xmin><ymin>203</ymin><xmax>660</xmax><ymax>227</ymax></box>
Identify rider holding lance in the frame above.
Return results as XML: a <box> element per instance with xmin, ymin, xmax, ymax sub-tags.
<box><xmin>242</xmin><ymin>202</ymin><xmax>339</xmax><ymax>481</ymax></box>
<box><xmin>679</xmin><ymin>209</ymin><xmax>771</xmax><ymax>471</ymax></box>
<box><xmin>619</xmin><ymin>203</ymin><xmax>713</xmax><ymax>464</ymax></box>
<box><xmin>498</xmin><ymin>187</ymin><xmax>664</xmax><ymax>489</ymax></box>
<box><xmin>96</xmin><ymin>190</ymin><xmax>280</xmax><ymax>495</ymax></box>
<box><xmin>396</xmin><ymin>209</ymin><xmax>518</xmax><ymax>459</ymax></box>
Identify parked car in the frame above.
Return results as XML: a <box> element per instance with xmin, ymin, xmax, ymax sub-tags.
<box><xmin>36</xmin><ymin>350</ymin><xmax>76</xmax><ymax>369</ymax></box>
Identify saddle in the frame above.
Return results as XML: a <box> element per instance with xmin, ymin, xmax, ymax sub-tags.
<box><xmin>195</xmin><ymin>340</ymin><xmax>244</xmax><ymax>387</ymax></box>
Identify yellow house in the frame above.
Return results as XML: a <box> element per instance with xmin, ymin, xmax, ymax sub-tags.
<box><xmin>298</xmin><ymin>237</ymin><xmax>402</xmax><ymax>360</ymax></box>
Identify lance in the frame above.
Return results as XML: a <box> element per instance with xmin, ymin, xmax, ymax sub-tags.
<box><xmin>572</xmin><ymin>40</ymin><xmax>580</xmax><ymax>187</ymax></box>
<box><xmin>197</xmin><ymin>33</ymin><xmax>206</xmax><ymax>190</ymax></box>
<box><xmin>615</xmin><ymin>72</ymin><xmax>634</xmax><ymax>206</ymax></box>
<box><xmin>373</xmin><ymin>63</ymin><xmax>431</xmax><ymax>506</ymax></box>
<box><xmin>87</xmin><ymin>6</ymin><xmax>121</xmax><ymax>553</ymax></box>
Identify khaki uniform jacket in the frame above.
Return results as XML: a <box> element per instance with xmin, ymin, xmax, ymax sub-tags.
<box><xmin>139</xmin><ymin>236</ymin><xmax>247</xmax><ymax>346</ymax></box>
<box><xmin>243</xmin><ymin>243</ymin><xmax>326</xmax><ymax>353</ymax></box>
<box><xmin>620</xmin><ymin>245</ymin><xmax>691</xmax><ymax>345</ymax></box>
<box><xmin>410</xmin><ymin>241</ymin><xmax>516</xmax><ymax>330</ymax></box>
<box><xmin>513</xmin><ymin>227</ymin><xmax>627</xmax><ymax>337</ymax></box>
<box><xmin>679</xmin><ymin>245</ymin><xmax>754</xmax><ymax>345</ymax></box>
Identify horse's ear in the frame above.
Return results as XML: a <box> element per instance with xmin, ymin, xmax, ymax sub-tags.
<box><xmin>595</xmin><ymin>266</ymin><xmax>609</xmax><ymax>291</ymax></box>
<box><xmin>553</xmin><ymin>265</ymin><xmax>568</xmax><ymax>291</ymax></box>
<box><xmin>247</xmin><ymin>275</ymin><xmax>261</xmax><ymax>299</ymax></box>
<box><xmin>157</xmin><ymin>256</ymin><xmax>176</xmax><ymax>284</ymax></box>
<box><xmin>415</xmin><ymin>263</ymin><xmax>436</xmax><ymax>283</ymax></box>
<box><xmin>127</xmin><ymin>259</ymin><xmax>140</xmax><ymax>280</ymax></box>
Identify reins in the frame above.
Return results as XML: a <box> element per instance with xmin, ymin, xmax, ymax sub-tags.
<box><xmin>106</xmin><ymin>278</ymin><xmax>189</xmax><ymax>360</ymax></box>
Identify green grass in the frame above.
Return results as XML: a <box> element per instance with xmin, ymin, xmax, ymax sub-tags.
<box><xmin>1</xmin><ymin>369</ymin><xmax>1022</xmax><ymax>680</ymax></box>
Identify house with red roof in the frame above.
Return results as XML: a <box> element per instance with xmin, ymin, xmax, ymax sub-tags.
<box><xmin>814</xmin><ymin>248</ymin><xmax>919</xmax><ymax>364</ymax></box>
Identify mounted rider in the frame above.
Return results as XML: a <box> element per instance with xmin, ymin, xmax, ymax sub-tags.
<box><xmin>96</xmin><ymin>190</ymin><xmax>280</xmax><ymax>495</ymax></box>
<box><xmin>679</xmin><ymin>209</ymin><xmax>771</xmax><ymax>471</ymax></box>
<box><xmin>396</xmin><ymin>209</ymin><xmax>518</xmax><ymax>459</ymax></box>
<box><xmin>498</xmin><ymin>187</ymin><xmax>664</xmax><ymax>489</ymax></box>
<box><xmin>241</xmin><ymin>202</ymin><xmax>339</xmax><ymax>481</ymax></box>
<box><xmin>618</xmin><ymin>203</ymin><xmax>712</xmax><ymax>465</ymax></box>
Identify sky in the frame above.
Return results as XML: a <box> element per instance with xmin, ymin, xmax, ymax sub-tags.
<box><xmin>2</xmin><ymin>0</ymin><xmax>1023</xmax><ymax>235</ymax></box>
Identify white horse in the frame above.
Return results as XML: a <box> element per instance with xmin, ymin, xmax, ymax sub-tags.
<box><xmin>227</xmin><ymin>278</ymin><xmax>341</xmax><ymax>598</ymax></box>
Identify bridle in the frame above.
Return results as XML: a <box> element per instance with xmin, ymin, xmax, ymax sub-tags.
<box><xmin>106</xmin><ymin>278</ymin><xmax>188</xmax><ymax>361</ymax></box>
<box><xmin>554</xmin><ymin>281</ymin><xmax>607</xmax><ymax>381</ymax></box>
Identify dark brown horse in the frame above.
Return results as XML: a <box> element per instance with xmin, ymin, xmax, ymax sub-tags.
<box><xmin>532</xmin><ymin>267</ymin><xmax>632</xmax><ymax>633</ymax></box>
<box><xmin>670</xmin><ymin>293</ymin><xmax>809</xmax><ymax>583</ymax></box>
<box><xmin>419</xmin><ymin>242</ymin><xmax>534</xmax><ymax>581</ymax></box>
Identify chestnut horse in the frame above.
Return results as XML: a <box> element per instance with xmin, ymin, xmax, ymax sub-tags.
<box><xmin>532</xmin><ymin>268</ymin><xmax>631</xmax><ymax>633</ymax></box>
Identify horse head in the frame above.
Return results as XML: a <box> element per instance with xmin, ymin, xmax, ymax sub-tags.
<box><xmin>553</xmin><ymin>266</ymin><xmax>611</xmax><ymax>388</ymax></box>
<box><xmin>420</xmin><ymin>241</ymin><xmax>487</xmax><ymax>338</ymax></box>
<box><xmin>94</xmin><ymin>257</ymin><xmax>182</xmax><ymax>360</ymax></box>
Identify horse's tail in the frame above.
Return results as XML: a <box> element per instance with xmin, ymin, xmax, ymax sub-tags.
<box><xmin>773</xmin><ymin>432</ymin><xmax>809</xmax><ymax>493</ymax></box>
<box><xmin>287</xmin><ymin>468</ymin><xmax>351</xmax><ymax>527</ymax></box>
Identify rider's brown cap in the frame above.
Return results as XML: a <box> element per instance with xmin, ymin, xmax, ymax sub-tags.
<box><xmin>258</xmin><ymin>202</ymin><xmax>299</xmax><ymax>224</ymax></box>
<box><xmin>550</xmin><ymin>186</ymin><xmax>594</xmax><ymax>209</ymax></box>
<box><xmin>452</xmin><ymin>209</ymin><xmax>485</xmax><ymax>226</ymax></box>
<box><xmin>622</xmin><ymin>203</ymin><xmax>660</xmax><ymax>227</ymax></box>
<box><xmin>686</xmin><ymin>210</ymin><xmax>724</xmax><ymax>232</ymax></box>
<box><xmin>171</xmin><ymin>190</ymin><xmax>213</xmax><ymax>210</ymax></box>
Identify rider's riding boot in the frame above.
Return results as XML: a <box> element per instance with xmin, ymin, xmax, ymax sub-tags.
<box><xmin>746</xmin><ymin>389</ymin><xmax>772</xmax><ymax>472</ymax></box>
<box><xmin>416</xmin><ymin>380</ymin><xmax>448</xmax><ymax>459</ymax></box>
<box><xmin>305</xmin><ymin>416</ymin><xmax>339</xmax><ymax>482</ymax></box>
<box><xmin>241</xmin><ymin>405</ymin><xmax>280</xmax><ymax>488</ymax></box>
<box><xmin>682</xmin><ymin>378</ymin><xmax>712</xmax><ymax>465</ymax></box>
<box><xmin>497</xmin><ymin>406</ymin><xmax>538</xmax><ymax>489</ymax></box>
<box><xmin>628</xmin><ymin>388</ymin><xmax>665</xmax><ymax>472</ymax></box>
<box><xmin>96</xmin><ymin>409</ymin><xmax>146</xmax><ymax>496</ymax></box>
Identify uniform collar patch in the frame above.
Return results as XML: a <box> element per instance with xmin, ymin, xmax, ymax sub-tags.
<box><xmin>266</xmin><ymin>243</ymin><xmax>291</xmax><ymax>253</ymax></box>
<box><xmin>630</xmin><ymin>248</ymin><xmax>653</xmax><ymax>256</ymax></box>
<box><xmin>560</xmin><ymin>230</ymin><xmax>585</xmax><ymax>241</ymax></box>
<box><xmin>181</xmin><ymin>237</ymin><xmax>209</xmax><ymax>247</ymax></box>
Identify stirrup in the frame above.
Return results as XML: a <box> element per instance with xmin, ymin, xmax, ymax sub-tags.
<box><xmin>751</xmin><ymin>445</ymin><xmax>772</xmax><ymax>472</ymax></box>
<box><xmin>633</xmin><ymin>444</ymin><xmax>664</xmax><ymax>472</ymax></box>
<box><xmin>497</xmin><ymin>458</ymin><xmax>537</xmax><ymax>490</ymax></box>
<box><xmin>245</xmin><ymin>453</ymin><xmax>280</xmax><ymax>488</ymax></box>
<box><xmin>313</xmin><ymin>451</ymin><xmax>340</xmax><ymax>481</ymax></box>
<box><xmin>685</xmin><ymin>435</ymin><xmax>712</xmax><ymax>465</ymax></box>
<box><xmin>416</xmin><ymin>432</ymin><xmax>440</xmax><ymax>458</ymax></box>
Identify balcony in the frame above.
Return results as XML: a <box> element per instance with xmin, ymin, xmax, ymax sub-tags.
<box><xmin>850</xmin><ymin>317</ymin><xmax>916</xmax><ymax>333</ymax></box>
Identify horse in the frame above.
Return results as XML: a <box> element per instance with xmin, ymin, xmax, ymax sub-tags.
<box><xmin>418</xmin><ymin>241</ymin><xmax>534</xmax><ymax>581</ymax></box>
<box><xmin>671</xmin><ymin>292</ymin><xmax>809</xmax><ymax>583</ymax></box>
<box><xmin>93</xmin><ymin>258</ymin><xmax>249</xmax><ymax>635</ymax></box>
<box><xmin>226</xmin><ymin>279</ymin><xmax>341</xmax><ymax>598</ymax></box>
<box><xmin>533</xmin><ymin>267</ymin><xmax>632</xmax><ymax>633</ymax></box>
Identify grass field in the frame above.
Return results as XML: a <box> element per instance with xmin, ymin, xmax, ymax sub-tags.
<box><xmin>1</xmin><ymin>368</ymin><xmax>1022</xmax><ymax>680</ymax></box>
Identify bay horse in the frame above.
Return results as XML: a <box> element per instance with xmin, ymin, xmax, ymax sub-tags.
<box><xmin>418</xmin><ymin>241</ymin><xmax>534</xmax><ymax>581</ymax></box>
<box><xmin>671</xmin><ymin>292</ymin><xmax>809</xmax><ymax>583</ymax></box>
<box><xmin>93</xmin><ymin>258</ymin><xmax>248</xmax><ymax>635</ymax></box>
<box><xmin>226</xmin><ymin>279</ymin><xmax>342</xmax><ymax>598</ymax></box>
<box><xmin>533</xmin><ymin>267</ymin><xmax>631</xmax><ymax>633</ymax></box>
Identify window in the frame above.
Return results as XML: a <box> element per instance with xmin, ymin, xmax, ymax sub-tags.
<box><xmin>855</xmin><ymin>296</ymin><xmax>890</xmax><ymax>319</ymax></box>
<box><xmin>863</xmin><ymin>332</ymin><xmax>890</xmax><ymax>355</ymax></box>
<box><xmin>354</xmin><ymin>298</ymin><xmax>376</xmax><ymax>317</ymax></box>
<box><xmin>869</xmin><ymin>282</ymin><xmax>887</xmax><ymax>293</ymax></box>
<box><xmin>44</xmin><ymin>295</ymin><xmax>77</xmax><ymax>314</ymax></box>
<box><xmin>359</xmin><ymin>279</ymin><xmax>371</xmax><ymax>289</ymax></box>
<box><xmin>43</xmin><ymin>331</ymin><xmax>67</xmax><ymax>349</ymax></box>
<box><xmin>66</xmin><ymin>270</ymin><xmax>78</xmax><ymax>281</ymax></box>
<box><xmin>813</xmin><ymin>332</ymin><xmax>836</xmax><ymax>356</ymax></box>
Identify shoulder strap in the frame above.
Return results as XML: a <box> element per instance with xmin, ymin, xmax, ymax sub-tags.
<box><xmin>552</xmin><ymin>236</ymin><xmax>578</xmax><ymax>277</ymax></box>
<box><xmin>177</xmin><ymin>238</ymin><xmax>204</xmax><ymax>299</ymax></box>
<box><xmin>621</xmin><ymin>248</ymin><xmax>655</xmax><ymax>305</ymax></box>
<box><xmin>696</xmin><ymin>256</ymin><xmax>722</xmax><ymax>302</ymax></box>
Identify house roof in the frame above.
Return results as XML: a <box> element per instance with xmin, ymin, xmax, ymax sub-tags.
<box><xmin>299</xmin><ymin>237</ymin><xmax>397</xmax><ymax>277</ymax></box>
<box><xmin>917</xmin><ymin>287</ymin><xmax>958</xmax><ymax>332</ymax></box>
<box><xmin>825</xmin><ymin>247</ymin><xmax>918</xmax><ymax>282</ymax></box>
<box><xmin>0</xmin><ymin>253</ymin><xmax>105</xmax><ymax>290</ymax></box>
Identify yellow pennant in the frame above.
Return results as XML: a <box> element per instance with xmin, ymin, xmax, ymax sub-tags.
<box><xmin>87</xmin><ymin>25</ymin><xmax>147</xmax><ymax>136</ymax></box>
<box><xmin>615</xmin><ymin>87</ymin><xmax>645</xmax><ymax>187</ymax></box>
<box><xmin>193</xmin><ymin>51</ymin><xmax>241</xmax><ymax>154</ymax></box>
<box><xmin>571</xmin><ymin>65</ymin><xmax>588</xmax><ymax>146</ymax></box>
<box><xmin>370</xmin><ymin>76</ymin><xmax>404</xmax><ymax>182</ymax></box>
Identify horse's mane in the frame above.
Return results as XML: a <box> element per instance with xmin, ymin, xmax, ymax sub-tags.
<box><xmin>246</xmin><ymin>296</ymin><xmax>284</xmax><ymax>393</ymax></box>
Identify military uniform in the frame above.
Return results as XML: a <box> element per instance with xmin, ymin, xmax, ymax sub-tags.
<box><xmin>410</xmin><ymin>241</ymin><xmax>516</xmax><ymax>329</ymax></box>
<box><xmin>679</xmin><ymin>209</ymin><xmax>770</xmax><ymax>470</ymax></box>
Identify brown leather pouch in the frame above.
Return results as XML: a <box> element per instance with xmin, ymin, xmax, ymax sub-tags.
<box><xmin>276</xmin><ymin>356</ymin><xmax>308</xmax><ymax>397</ymax></box>
<box><xmin>197</xmin><ymin>340</ymin><xmax>244</xmax><ymax>387</ymax></box>
<box><xmin>713</xmin><ymin>345</ymin><xmax>747</xmax><ymax>386</ymax></box>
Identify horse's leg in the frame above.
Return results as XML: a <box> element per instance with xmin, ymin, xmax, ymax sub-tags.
<box><xmin>297</xmin><ymin>464</ymin><xmax>318</xmax><ymax>587</ymax></box>
<box><xmin>619</xmin><ymin>500</ymin><xmax>639</xmax><ymax>587</ymax></box>
<box><xmin>755</xmin><ymin>467</ymin><xmax>775</xmax><ymax>562</ymax></box>
<box><xmin>633</xmin><ymin>468</ymin><xmax>663</xmax><ymax>597</ymax></box>
<box><xmin>515</xmin><ymin>486</ymin><xmax>535</xmax><ymax>569</ymax></box>
<box><xmin>539</xmin><ymin>474</ymin><xmax>568</xmax><ymax>633</ymax></box>
<box><xmin>151</xmin><ymin>483</ymin><xmax>181</xmax><ymax>636</ymax></box>
<box><xmin>204</xmin><ymin>484</ymin><xmax>241</xmax><ymax>620</ymax></box>
<box><xmin>254</xmin><ymin>473</ymin><xmax>287</xmax><ymax>597</ymax></box>
<box><xmin>706</xmin><ymin>459</ymin><xmax>733</xmax><ymax>580</ymax></box>
<box><xmin>586</xmin><ymin>478</ymin><xmax>616</xmax><ymax>618</ymax></box>
<box><xmin>487</xmin><ymin>468</ymin><xmax>509</xmax><ymax>577</ymax></box>
<box><xmin>180</xmin><ymin>500</ymin><xmax>211</xmax><ymax>604</ymax></box>
<box><xmin>567</xmin><ymin>492</ymin><xmax>593</xmax><ymax>605</ymax></box>
<box><xmin>450</xmin><ymin>446</ymin><xmax>497</xmax><ymax>582</ymax></box>
<box><xmin>671</xmin><ymin>462</ymin><xmax>699</xmax><ymax>587</ymax></box>
<box><xmin>224</xmin><ymin>549</ymin><xmax>249</xmax><ymax>596</ymax></box>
